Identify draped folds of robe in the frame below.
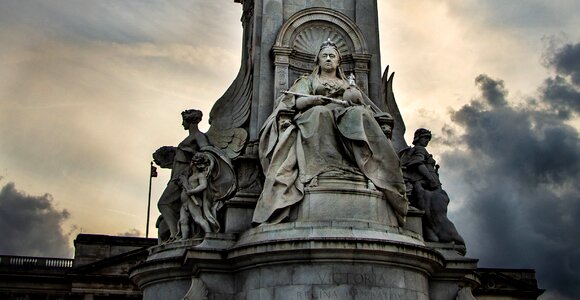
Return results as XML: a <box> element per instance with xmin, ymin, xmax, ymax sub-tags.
<box><xmin>253</xmin><ymin>71</ymin><xmax>408</xmax><ymax>226</ymax></box>
<box><xmin>197</xmin><ymin>146</ymin><xmax>237</xmax><ymax>232</ymax></box>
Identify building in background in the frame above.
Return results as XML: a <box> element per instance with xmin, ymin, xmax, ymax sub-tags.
<box><xmin>0</xmin><ymin>234</ymin><xmax>156</xmax><ymax>300</ymax></box>
<box><xmin>0</xmin><ymin>233</ymin><xmax>543</xmax><ymax>299</ymax></box>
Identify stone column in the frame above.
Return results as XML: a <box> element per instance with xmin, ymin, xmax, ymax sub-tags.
<box><xmin>272</xmin><ymin>46</ymin><xmax>293</xmax><ymax>98</ymax></box>
<box><xmin>352</xmin><ymin>53</ymin><xmax>372</xmax><ymax>95</ymax></box>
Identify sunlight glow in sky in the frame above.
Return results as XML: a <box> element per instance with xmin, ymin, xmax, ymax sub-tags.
<box><xmin>1</xmin><ymin>1</ymin><xmax>579</xmax><ymax>299</ymax></box>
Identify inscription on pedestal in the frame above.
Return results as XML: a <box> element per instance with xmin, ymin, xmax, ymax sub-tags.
<box><xmin>293</xmin><ymin>271</ymin><xmax>411</xmax><ymax>300</ymax></box>
<box><xmin>316</xmin><ymin>271</ymin><xmax>388</xmax><ymax>286</ymax></box>
<box><xmin>296</xmin><ymin>288</ymin><xmax>406</xmax><ymax>300</ymax></box>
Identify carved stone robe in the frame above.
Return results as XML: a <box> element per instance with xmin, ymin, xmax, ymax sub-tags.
<box><xmin>254</xmin><ymin>71</ymin><xmax>408</xmax><ymax>225</ymax></box>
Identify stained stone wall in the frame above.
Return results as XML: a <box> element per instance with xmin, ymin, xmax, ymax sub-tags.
<box><xmin>234</xmin><ymin>263</ymin><xmax>430</xmax><ymax>300</ymax></box>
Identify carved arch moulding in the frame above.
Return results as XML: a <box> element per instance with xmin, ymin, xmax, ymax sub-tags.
<box><xmin>272</xmin><ymin>8</ymin><xmax>372</xmax><ymax>97</ymax></box>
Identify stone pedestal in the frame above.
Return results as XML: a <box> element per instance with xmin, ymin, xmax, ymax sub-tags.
<box><xmin>228</xmin><ymin>222</ymin><xmax>440</xmax><ymax>299</ymax></box>
<box><xmin>131</xmin><ymin>222</ymin><xmax>454</xmax><ymax>300</ymax></box>
<box><xmin>297</xmin><ymin>173</ymin><xmax>398</xmax><ymax>227</ymax></box>
<box><xmin>427</xmin><ymin>243</ymin><xmax>479</xmax><ymax>300</ymax></box>
<box><xmin>129</xmin><ymin>240</ymin><xmax>200</xmax><ymax>300</ymax></box>
<box><xmin>131</xmin><ymin>172</ymin><xmax>479</xmax><ymax>300</ymax></box>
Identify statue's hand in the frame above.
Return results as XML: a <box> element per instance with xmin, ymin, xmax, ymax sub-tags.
<box><xmin>296</xmin><ymin>95</ymin><xmax>327</xmax><ymax>110</ymax></box>
<box><xmin>312</xmin><ymin>95</ymin><xmax>329</xmax><ymax>106</ymax></box>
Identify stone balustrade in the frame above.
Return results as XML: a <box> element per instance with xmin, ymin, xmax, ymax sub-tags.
<box><xmin>0</xmin><ymin>255</ymin><xmax>73</xmax><ymax>268</ymax></box>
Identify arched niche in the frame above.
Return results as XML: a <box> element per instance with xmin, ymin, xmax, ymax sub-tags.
<box><xmin>272</xmin><ymin>8</ymin><xmax>371</xmax><ymax>97</ymax></box>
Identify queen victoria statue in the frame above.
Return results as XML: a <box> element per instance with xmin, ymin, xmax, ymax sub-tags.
<box><xmin>253</xmin><ymin>40</ymin><xmax>408</xmax><ymax>226</ymax></box>
<box><xmin>129</xmin><ymin>4</ymin><xmax>545</xmax><ymax>299</ymax></box>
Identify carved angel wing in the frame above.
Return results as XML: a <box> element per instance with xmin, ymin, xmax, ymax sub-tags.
<box><xmin>381</xmin><ymin>65</ymin><xmax>408</xmax><ymax>152</ymax></box>
<box><xmin>206</xmin><ymin>64</ymin><xmax>252</xmax><ymax>159</ymax></box>
<box><xmin>207</xmin><ymin>128</ymin><xmax>248</xmax><ymax>159</ymax></box>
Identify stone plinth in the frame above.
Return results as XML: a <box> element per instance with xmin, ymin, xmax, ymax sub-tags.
<box><xmin>129</xmin><ymin>240</ymin><xmax>201</xmax><ymax>300</ymax></box>
<box><xmin>426</xmin><ymin>243</ymin><xmax>479</xmax><ymax>300</ymax></box>
<box><xmin>297</xmin><ymin>173</ymin><xmax>398</xmax><ymax>227</ymax></box>
<box><xmin>225</xmin><ymin>222</ymin><xmax>441</xmax><ymax>299</ymax></box>
<box><xmin>132</xmin><ymin>221</ymin><xmax>446</xmax><ymax>300</ymax></box>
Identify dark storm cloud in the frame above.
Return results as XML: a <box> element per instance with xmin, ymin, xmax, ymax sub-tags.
<box><xmin>542</xmin><ymin>76</ymin><xmax>580</xmax><ymax>117</ymax></box>
<box><xmin>473</xmin><ymin>74</ymin><xmax>508</xmax><ymax>107</ymax></box>
<box><xmin>0</xmin><ymin>183</ymin><xmax>72</xmax><ymax>257</ymax></box>
<box><xmin>440</xmin><ymin>42</ymin><xmax>580</xmax><ymax>299</ymax></box>
<box><xmin>542</xmin><ymin>41</ymin><xmax>580</xmax><ymax>116</ymax></box>
<box><xmin>545</xmin><ymin>42</ymin><xmax>580</xmax><ymax>85</ymax></box>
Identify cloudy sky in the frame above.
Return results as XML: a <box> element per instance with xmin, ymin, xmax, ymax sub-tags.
<box><xmin>0</xmin><ymin>1</ymin><xmax>579</xmax><ymax>299</ymax></box>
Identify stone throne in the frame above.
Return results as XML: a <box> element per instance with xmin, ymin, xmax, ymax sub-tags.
<box><xmin>130</xmin><ymin>2</ymin><xmax>480</xmax><ymax>300</ymax></box>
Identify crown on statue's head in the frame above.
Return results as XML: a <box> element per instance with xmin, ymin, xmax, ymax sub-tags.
<box><xmin>320</xmin><ymin>38</ymin><xmax>339</xmax><ymax>51</ymax></box>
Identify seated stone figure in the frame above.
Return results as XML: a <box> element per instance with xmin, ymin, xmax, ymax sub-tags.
<box><xmin>399</xmin><ymin>128</ymin><xmax>465</xmax><ymax>245</ymax></box>
<box><xmin>253</xmin><ymin>39</ymin><xmax>408</xmax><ymax>226</ymax></box>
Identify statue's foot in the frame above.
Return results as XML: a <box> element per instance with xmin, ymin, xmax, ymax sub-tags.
<box><xmin>164</xmin><ymin>236</ymin><xmax>177</xmax><ymax>243</ymax></box>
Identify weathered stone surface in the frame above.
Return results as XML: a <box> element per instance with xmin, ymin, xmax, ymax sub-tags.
<box><xmin>296</xmin><ymin>175</ymin><xmax>397</xmax><ymax>226</ymax></box>
<box><xmin>131</xmin><ymin>220</ymin><xmax>442</xmax><ymax>299</ymax></box>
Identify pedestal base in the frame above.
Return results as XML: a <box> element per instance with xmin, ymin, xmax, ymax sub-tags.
<box><xmin>297</xmin><ymin>173</ymin><xmax>398</xmax><ymax>227</ymax></box>
<box><xmin>131</xmin><ymin>222</ymin><xmax>450</xmax><ymax>300</ymax></box>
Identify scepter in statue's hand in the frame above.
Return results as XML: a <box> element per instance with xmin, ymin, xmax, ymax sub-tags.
<box><xmin>281</xmin><ymin>90</ymin><xmax>348</xmax><ymax>106</ymax></box>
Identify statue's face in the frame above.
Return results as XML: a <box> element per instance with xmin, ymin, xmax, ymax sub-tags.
<box><xmin>380</xmin><ymin>124</ymin><xmax>393</xmax><ymax>137</ymax></box>
<box><xmin>318</xmin><ymin>47</ymin><xmax>340</xmax><ymax>72</ymax></box>
<box><xmin>417</xmin><ymin>136</ymin><xmax>430</xmax><ymax>147</ymax></box>
<box><xmin>182</xmin><ymin>118</ymin><xmax>190</xmax><ymax>130</ymax></box>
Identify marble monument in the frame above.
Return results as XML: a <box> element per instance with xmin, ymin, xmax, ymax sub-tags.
<box><xmin>129</xmin><ymin>1</ymin><xmax>538</xmax><ymax>300</ymax></box>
